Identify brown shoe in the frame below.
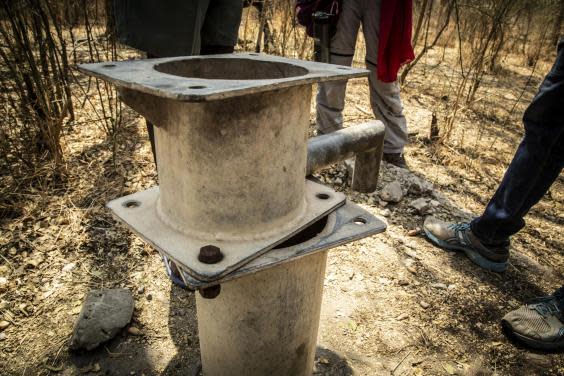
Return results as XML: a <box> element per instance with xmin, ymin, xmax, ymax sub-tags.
<box><xmin>383</xmin><ymin>153</ymin><xmax>407</xmax><ymax>169</ymax></box>
<box><xmin>501</xmin><ymin>289</ymin><xmax>564</xmax><ymax>350</ymax></box>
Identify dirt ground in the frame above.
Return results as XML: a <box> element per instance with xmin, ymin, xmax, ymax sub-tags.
<box><xmin>0</xmin><ymin>45</ymin><xmax>563</xmax><ymax>375</ymax></box>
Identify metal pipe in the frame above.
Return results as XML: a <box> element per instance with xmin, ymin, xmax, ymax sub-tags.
<box><xmin>306</xmin><ymin>120</ymin><xmax>385</xmax><ymax>192</ymax></box>
<box><xmin>196</xmin><ymin>251</ymin><xmax>328</xmax><ymax>376</ymax></box>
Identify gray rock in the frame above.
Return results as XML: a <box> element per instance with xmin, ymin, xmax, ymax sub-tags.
<box><xmin>419</xmin><ymin>300</ymin><xmax>431</xmax><ymax>309</ymax></box>
<box><xmin>431</xmin><ymin>283</ymin><xmax>448</xmax><ymax>290</ymax></box>
<box><xmin>70</xmin><ymin>289</ymin><xmax>134</xmax><ymax>351</ymax></box>
<box><xmin>407</xmin><ymin>176</ymin><xmax>433</xmax><ymax>195</ymax></box>
<box><xmin>409</xmin><ymin>198</ymin><xmax>430</xmax><ymax>214</ymax></box>
<box><xmin>380</xmin><ymin>181</ymin><xmax>403</xmax><ymax>203</ymax></box>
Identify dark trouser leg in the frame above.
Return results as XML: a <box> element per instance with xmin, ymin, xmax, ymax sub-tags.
<box><xmin>145</xmin><ymin>52</ymin><xmax>160</xmax><ymax>167</ymax></box>
<box><xmin>471</xmin><ymin>42</ymin><xmax>564</xmax><ymax>245</ymax></box>
<box><xmin>200</xmin><ymin>0</ymin><xmax>242</xmax><ymax>54</ymax></box>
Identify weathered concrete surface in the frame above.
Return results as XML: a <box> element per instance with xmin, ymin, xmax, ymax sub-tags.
<box><xmin>70</xmin><ymin>289</ymin><xmax>134</xmax><ymax>351</ymax></box>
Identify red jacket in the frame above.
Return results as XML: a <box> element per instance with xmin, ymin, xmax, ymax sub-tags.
<box><xmin>378</xmin><ymin>0</ymin><xmax>415</xmax><ymax>82</ymax></box>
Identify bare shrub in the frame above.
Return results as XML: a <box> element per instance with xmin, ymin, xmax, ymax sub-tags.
<box><xmin>0</xmin><ymin>0</ymin><xmax>74</xmax><ymax>180</ymax></box>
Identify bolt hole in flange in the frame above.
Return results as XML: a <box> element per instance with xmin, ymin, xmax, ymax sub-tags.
<box><xmin>123</xmin><ymin>200</ymin><xmax>141</xmax><ymax>208</ymax></box>
<box><xmin>316</xmin><ymin>193</ymin><xmax>330</xmax><ymax>200</ymax></box>
<box><xmin>352</xmin><ymin>216</ymin><xmax>367</xmax><ymax>225</ymax></box>
<box><xmin>188</xmin><ymin>85</ymin><xmax>207</xmax><ymax>89</ymax></box>
<box><xmin>103</xmin><ymin>64</ymin><xmax>116</xmax><ymax>68</ymax></box>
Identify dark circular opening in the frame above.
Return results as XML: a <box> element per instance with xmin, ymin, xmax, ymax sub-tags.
<box><xmin>188</xmin><ymin>85</ymin><xmax>207</xmax><ymax>89</ymax></box>
<box><xmin>103</xmin><ymin>64</ymin><xmax>116</xmax><ymax>68</ymax></box>
<box><xmin>353</xmin><ymin>217</ymin><xmax>367</xmax><ymax>225</ymax></box>
<box><xmin>316</xmin><ymin>193</ymin><xmax>330</xmax><ymax>200</ymax></box>
<box><xmin>337</xmin><ymin>67</ymin><xmax>350</xmax><ymax>70</ymax></box>
<box><xmin>155</xmin><ymin>58</ymin><xmax>309</xmax><ymax>80</ymax></box>
<box><xmin>123</xmin><ymin>200</ymin><xmax>140</xmax><ymax>208</ymax></box>
<box><xmin>273</xmin><ymin>215</ymin><xmax>328</xmax><ymax>249</ymax></box>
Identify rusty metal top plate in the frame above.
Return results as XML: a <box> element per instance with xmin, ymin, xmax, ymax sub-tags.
<box><xmin>78</xmin><ymin>53</ymin><xmax>368</xmax><ymax>102</ymax></box>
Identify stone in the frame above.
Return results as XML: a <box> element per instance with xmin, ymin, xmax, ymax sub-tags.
<box><xmin>410</xmin><ymin>198</ymin><xmax>431</xmax><ymax>214</ymax></box>
<box><xmin>431</xmin><ymin>283</ymin><xmax>448</xmax><ymax>290</ymax></box>
<box><xmin>398</xmin><ymin>279</ymin><xmax>410</xmax><ymax>286</ymax></box>
<box><xmin>0</xmin><ymin>320</ymin><xmax>9</xmax><ymax>330</ymax></box>
<box><xmin>381</xmin><ymin>209</ymin><xmax>391</xmax><ymax>217</ymax></box>
<box><xmin>407</xmin><ymin>176</ymin><xmax>433</xmax><ymax>195</ymax></box>
<box><xmin>0</xmin><ymin>277</ymin><xmax>8</xmax><ymax>291</ymax></box>
<box><xmin>62</xmin><ymin>263</ymin><xmax>76</xmax><ymax>273</ymax></box>
<box><xmin>70</xmin><ymin>289</ymin><xmax>134</xmax><ymax>351</ymax></box>
<box><xmin>407</xmin><ymin>228</ymin><xmax>421</xmax><ymax>236</ymax></box>
<box><xmin>127</xmin><ymin>326</ymin><xmax>142</xmax><ymax>336</ymax></box>
<box><xmin>419</xmin><ymin>301</ymin><xmax>431</xmax><ymax>309</ymax></box>
<box><xmin>404</xmin><ymin>258</ymin><xmax>417</xmax><ymax>274</ymax></box>
<box><xmin>379</xmin><ymin>181</ymin><xmax>403</xmax><ymax>203</ymax></box>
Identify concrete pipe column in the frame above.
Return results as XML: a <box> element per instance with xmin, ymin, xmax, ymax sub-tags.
<box><xmin>121</xmin><ymin>84</ymin><xmax>312</xmax><ymax>241</ymax></box>
<box><xmin>196</xmin><ymin>251</ymin><xmax>328</xmax><ymax>376</ymax></box>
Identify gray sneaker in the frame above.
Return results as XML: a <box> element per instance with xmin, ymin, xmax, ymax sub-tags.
<box><xmin>501</xmin><ymin>291</ymin><xmax>564</xmax><ymax>350</ymax></box>
<box><xmin>423</xmin><ymin>217</ymin><xmax>509</xmax><ymax>272</ymax></box>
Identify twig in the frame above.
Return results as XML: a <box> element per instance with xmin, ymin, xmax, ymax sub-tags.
<box><xmin>392</xmin><ymin>350</ymin><xmax>412</xmax><ymax>375</ymax></box>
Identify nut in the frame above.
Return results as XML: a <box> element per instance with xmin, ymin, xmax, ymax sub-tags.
<box><xmin>199</xmin><ymin>285</ymin><xmax>221</xmax><ymax>299</ymax></box>
<box><xmin>198</xmin><ymin>245</ymin><xmax>223</xmax><ymax>264</ymax></box>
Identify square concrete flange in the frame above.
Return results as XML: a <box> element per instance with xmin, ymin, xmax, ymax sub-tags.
<box><xmin>107</xmin><ymin>180</ymin><xmax>346</xmax><ymax>281</ymax></box>
<box><xmin>176</xmin><ymin>200</ymin><xmax>387</xmax><ymax>289</ymax></box>
<box><xmin>77</xmin><ymin>53</ymin><xmax>368</xmax><ymax>102</ymax></box>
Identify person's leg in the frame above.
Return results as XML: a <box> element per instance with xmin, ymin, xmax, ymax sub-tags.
<box><xmin>360</xmin><ymin>0</ymin><xmax>408</xmax><ymax>166</ymax></box>
<box><xmin>316</xmin><ymin>0</ymin><xmax>361</xmax><ymax>135</ymax></box>
<box><xmin>423</xmin><ymin>41</ymin><xmax>564</xmax><ymax>272</ymax></box>
<box><xmin>471</xmin><ymin>41</ymin><xmax>564</xmax><ymax>245</ymax></box>
<box><xmin>501</xmin><ymin>285</ymin><xmax>564</xmax><ymax>350</ymax></box>
<box><xmin>200</xmin><ymin>0</ymin><xmax>243</xmax><ymax>54</ymax></box>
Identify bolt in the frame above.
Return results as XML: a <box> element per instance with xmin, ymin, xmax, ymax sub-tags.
<box><xmin>199</xmin><ymin>284</ymin><xmax>221</xmax><ymax>299</ymax></box>
<box><xmin>198</xmin><ymin>245</ymin><xmax>223</xmax><ymax>264</ymax></box>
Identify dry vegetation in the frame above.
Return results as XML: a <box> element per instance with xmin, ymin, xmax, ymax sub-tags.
<box><xmin>0</xmin><ymin>0</ymin><xmax>563</xmax><ymax>375</ymax></box>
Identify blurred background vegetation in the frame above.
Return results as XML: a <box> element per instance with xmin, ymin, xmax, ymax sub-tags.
<box><xmin>0</xmin><ymin>0</ymin><xmax>562</xmax><ymax>218</ymax></box>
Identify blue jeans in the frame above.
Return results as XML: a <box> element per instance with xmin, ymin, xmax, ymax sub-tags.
<box><xmin>471</xmin><ymin>39</ymin><xmax>564</xmax><ymax>246</ymax></box>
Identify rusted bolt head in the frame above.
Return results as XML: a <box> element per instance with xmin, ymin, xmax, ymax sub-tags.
<box><xmin>198</xmin><ymin>245</ymin><xmax>223</xmax><ymax>264</ymax></box>
<box><xmin>199</xmin><ymin>284</ymin><xmax>221</xmax><ymax>299</ymax></box>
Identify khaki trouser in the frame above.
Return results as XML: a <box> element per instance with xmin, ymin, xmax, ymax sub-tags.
<box><xmin>316</xmin><ymin>0</ymin><xmax>408</xmax><ymax>154</ymax></box>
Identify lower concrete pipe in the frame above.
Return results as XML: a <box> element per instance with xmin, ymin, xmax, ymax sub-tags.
<box><xmin>306</xmin><ymin>120</ymin><xmax>385</xmax><ymax>193</ymax></box>
<box><xmin>196</xmin><ymin>251</ymin><xmax>328</xmax><ymax>376</ymax></box>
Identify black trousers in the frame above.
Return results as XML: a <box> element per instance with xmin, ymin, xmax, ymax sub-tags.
<box><xmin>471</xmin><ymin>40</ymin><xmax>564</xmax><ymax>245</ymax></box>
